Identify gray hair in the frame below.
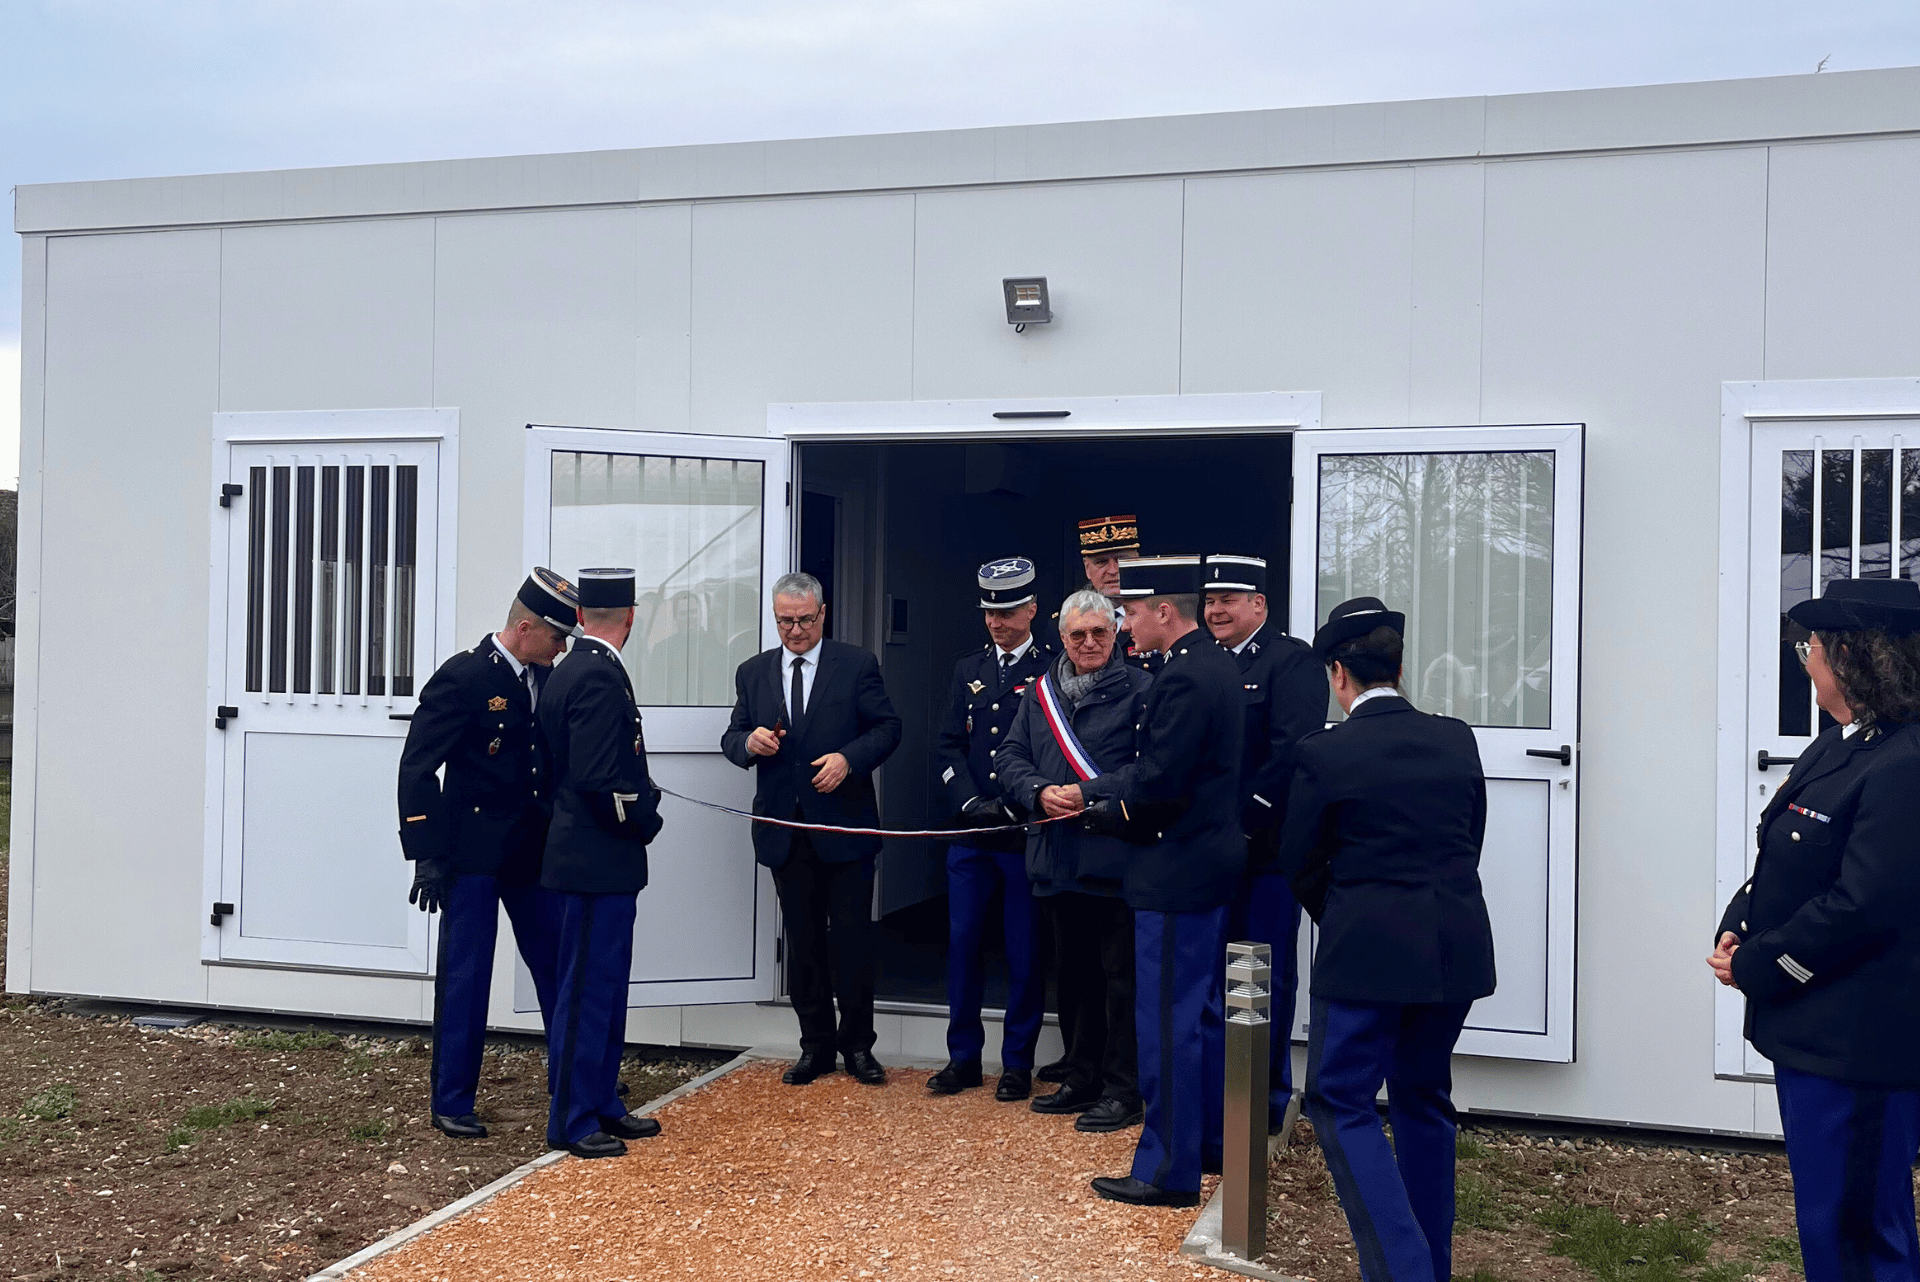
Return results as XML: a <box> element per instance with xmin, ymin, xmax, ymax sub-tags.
<box><xmin>1059</xmin><ymin>589</ymin><xmax>1115</xmax><ymax>629</ymax></box>
<box><xmin>771</xmin><ymin>571</ymin><xmax>825</xmax><ymax>607</ymax></box>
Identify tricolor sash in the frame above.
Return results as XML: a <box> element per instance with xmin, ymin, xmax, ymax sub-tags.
<box><xmin>1035</xmin><ymin>671</ymin><xmax>1102</xmax><ymax>781</ymax></box>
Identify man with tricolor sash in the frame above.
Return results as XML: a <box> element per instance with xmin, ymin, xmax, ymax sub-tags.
<box><xmin>998</xmin><ymin>588</ymin><xmax>1153</xmax><ymax>1132</ymax></box>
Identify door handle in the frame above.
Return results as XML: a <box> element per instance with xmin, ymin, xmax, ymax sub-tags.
<box><xmin>1757</xmin><ymin>750</ymin><xmax>1799</xmax><ymax>772</ymax></box>
<box><xmin>214</xmin><ymin>705</ymin><xmax>239</xmax><ymax>730</ymax></box>
<box><xmin>1527</xmin><ymin>744</ymin><xmax>1572</xmax><ymax>766</ymax></box>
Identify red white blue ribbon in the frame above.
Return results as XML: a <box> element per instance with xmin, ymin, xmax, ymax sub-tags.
<box><xmin>1034</xmin><ymin>671</ymin><xmax>1102</xmax><ymax>782</ymax></box>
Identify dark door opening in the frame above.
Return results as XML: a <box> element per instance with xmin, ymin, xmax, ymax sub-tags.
<box><xmin>793</xmin><ymin>432</ymin><xmax>1295</xmax><ymax>1009</ymax></box>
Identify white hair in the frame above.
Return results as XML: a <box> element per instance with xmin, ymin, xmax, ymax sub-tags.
<box><xmin>771</xmin><ymin>572</ymin><xmax>824</xmax><ymax>607</ymax></box>
<box><xmin>1059</xmin><ymin>589</ymin><xmax>1115</xmax><ymax>628</ymax></box>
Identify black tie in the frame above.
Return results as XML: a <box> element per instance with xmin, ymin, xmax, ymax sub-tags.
<box><xmin>790</xmin><ymin>655</ymin><xmax>806</xmax><ymax>724</ymax></box>
<box><xmin>1000</xmin><ymin>652</ymin><xmax>1014</xmax><ymax>684</ymax></box>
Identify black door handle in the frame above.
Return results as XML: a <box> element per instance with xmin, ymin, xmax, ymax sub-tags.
<box><xmin>388</xmin><ymin>713</ymin><xmax>413</xmax><ymax>721</ymax></box>
<box><xmin>1757</xmin><ymin>750</ymin><xmax>1799</xmax><ymax>772</ymax></box>
<box><xmin>1526</xmin><ymin>744</ymin><xmax>1572</xmax><ymax>766</ymax></box>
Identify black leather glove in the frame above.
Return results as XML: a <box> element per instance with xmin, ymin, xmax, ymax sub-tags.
<box><xmin>408</xmin><ymin>858</ymin><xmax>454</xmax><ymax>913</ymax></box>
<box><xmin>960</xmin><ymin>795</ymin><xmax>1015</xmax><ymax>828</ymax></box>
<box><xmin>1081</xmin><ymin>798</ymin><xmax>1127</xmax><ymax>839</ymax></box>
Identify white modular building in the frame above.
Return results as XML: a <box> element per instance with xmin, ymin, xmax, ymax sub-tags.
<box><xmin>12</xmin><ymin>66</ymin><xmax>1920</xmax><ymax>1139</ymax></box>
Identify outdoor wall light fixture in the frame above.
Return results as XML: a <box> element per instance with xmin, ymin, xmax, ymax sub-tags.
<box><xmin>1002</xmin><ymin>277</ymin><xmax>1052</xmax><ymax>332</ymax></box>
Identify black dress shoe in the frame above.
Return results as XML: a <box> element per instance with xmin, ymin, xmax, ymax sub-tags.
<box><xmin>1074</xmin><ymin>1096</ymin><xmax>1144</xmax><ymax>1132</ymax></box>
<box><xmin>843</xmin><ymin>1049</ymin><xmax>887</xmax><ymax>1085</ymax></box>
<box><xmin>1036</xmin><ymin>1058</ymin><xmax>1071</xmax><ymax>1084</ymax></box>
<box><xmin>1091</xmin><ymin>1175</ymin><xmax>1199</xmax><ymax>1208</ymax></box>
<box><xmin>562</xmin><ymin>1130</ymin><xmax>628</xmax><ymax>1159</ymax></box>
<box><xmin>926</xmin><ymin>1060</ymin><xmax>982</xmax><ymax>1094</ymax></box>
<box><xmin>1029</xmin><ymin>1080</ymin><xmax>1102</xmax><ymax>1114</ymax></box>
<box><xmin>783</xmin><ymin>1052</ymin><xmax>836</xmax><ymax>1085</ymax></box>
<box><xmin>431</xmin><ymin>1112</ymin><xmax>488</xmax><ymax>1139</ymax></box>
<box><xmin>995</xmin><ymin>1069</ymin><xmax>1032</xmax><ymax>1102</ymax></box>
<box><xmin>600</xmin><ymin>1112</ymin><xmax>662</xmax><ymax>1140</ymax></box>
<box><xmin>617</xmin><ymin>1080</ymin><xmax>631</xmax><ymax>1099</ymax></box>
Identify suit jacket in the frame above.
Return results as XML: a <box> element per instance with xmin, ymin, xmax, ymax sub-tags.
<box><xmin>720</xmin><ymin>640</ymin><xmax>903</xmax><ymax>867</ymax></box>
<box><xmin>1079</xmin><ymin>627</ymin><xmax>1244</xmax><ymax>913</ymax></box>
<box><xmin>537</xmin><ymin>636</ymin><xmax>663</xmax><ymax>896</ymax></box>
<box><xmin>1223</xmin><ymin>623</ymin><xmax>1328</xmax><ymax>864</ymax></box>
<box><xmin>396</xmin><ymin>635</ymin><xmax>550</xmax><ymax>880</ymax></box>
<box><xmin>1719</xmin><ymin>720</ymin><xmax>1920</xmax><ymax>1086</ymax></box>
<box><xmin>1278</xmin><ymin>694</ymin><xmax>1495</xmax><ymax>1005</ymax></box>
<box><xmin>933</xmin><ymin>637</ymin><xmax>1057</xmax><ymax>854</ymax></box>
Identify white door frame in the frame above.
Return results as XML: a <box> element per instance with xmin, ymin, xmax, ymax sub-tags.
<box><xmin>1714</xmin><ymin>377</ymin><xmax>1920</xmax><ymax>1079</ymax></box>
<box><xmin>201</xmin><ymin>408</ymin><xmax>459</xmax><ymax>972</ymax></box>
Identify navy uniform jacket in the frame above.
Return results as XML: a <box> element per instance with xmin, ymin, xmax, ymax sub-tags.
<box><xmin>720</xmin><ymin>640</ymin><xmax>903</xmax><ymax>867</ymax></box>
<box><xmin>537</xmin><ymin>637</ymin><xmax>662</xmax><ymax>896</ymax></box>
<box><xmin>1278</xmin><ymin>694</ymin><xmax>1496</xmax><ymax>1005</ymax></box>
<box><xmin>1223</xmin><ymin>623</ymin><xmax>1327</xmax><ymax>864</ymax></box>
<box><xmin>1079</xmin><ymin>627</ymin><xmax>1244</xmax><ymax>913</ymax></box>
<box><xmin>933</xmin><ymin>638</ymin><xmax>1057</xmax><ymax>853</ymax></box>
<box><xmin>1718</xmin><ymin>720</ymin><xmax>1920</xmax><ymax>1086</ymax></box>
<box><xmin>397</xmin><ymin>634</ymin><xmax>550</xmax><ymax>881</ymax></box>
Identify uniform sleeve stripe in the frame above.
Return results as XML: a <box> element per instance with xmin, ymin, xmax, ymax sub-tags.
<box><xmin>1776</xmin><ymin>954</ymin><xmax>1814</xmax><ymax>984</ymax></box>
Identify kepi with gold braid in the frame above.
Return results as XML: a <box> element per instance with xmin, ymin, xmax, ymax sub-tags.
<box><xmin>1077</xmin><ymin>514</ymin><xmax>1141</xmax><ymax>555</ymax></box>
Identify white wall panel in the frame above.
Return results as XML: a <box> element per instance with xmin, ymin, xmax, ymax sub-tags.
<box><xmin>433</xmin><ymin>208</ymin><xmax>640</xmax><ymax>641</ymax></box>
<box><xmin>1181</xmin><ymin>169</ymin><xmax>1414</xmax><ymax>424</ymax></box>
<box><xmin>220</xmin><ymin>219</ymin><xmax>435</xmax><ymax>412</ymax></box>
<box><xmin>1764</xmin><ymin>138</ymin><xmax>1920</xmax><ymax>380</ymax></box>
<box><xmin>1409</xmin><ymin>163</ymin><xmax>1487</xmax><ymax>424</ymax></box>
<box><xmin>636</xmin><ymin>204</ymin><xmax>694</xmax><ymax>434</ymax></box>
<box><xmin>690</xmin><ymin>195</ymin><xmax>914</xmax><ymax>436</ymax></box>
<box><xmin>37</xmin><ymin>230</ymin><xmax>221</xmax><ymax>1002</ymax></box>
<box><xmin>1458</xmin><ymin>147</ymin><xmax>1769</xmax><ymax>1131</ymax></box>
<box><xmin>912</xmin><ymin>180</ymin><xmax>1183</xmax><ymax>400</ymax></box>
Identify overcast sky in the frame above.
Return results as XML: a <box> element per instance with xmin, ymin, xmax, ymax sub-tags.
<box><xmin>6</xmin><ymin>0</ymin><xmax>1920</xmax><ymax>489</ymax></box>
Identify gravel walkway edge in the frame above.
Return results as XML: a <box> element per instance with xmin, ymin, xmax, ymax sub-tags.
<box><xmin>303</xmin><ymin>1050</ymin><xmax>767</xmax><ymax>1282</ymax></box>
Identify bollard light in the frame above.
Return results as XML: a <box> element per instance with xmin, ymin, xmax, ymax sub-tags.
<box><xmin>1223</xmin><ymin>940</ymin><xmax>1272</xmax><ymax>1263</ymax></box>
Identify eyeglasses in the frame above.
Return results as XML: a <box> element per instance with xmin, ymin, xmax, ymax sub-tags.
<box><xmin>775</xmin><ymin>613</ymin><xmax>821</xmax><ymax>631</ymax></box>
<box><xmin>1065</xmin><ymin>628</ymin><xmax>1113</xmax><ymax>644</ymax></box>
<box><xmin>1794</xmin><ymin>639</ymin><xmax>1819</xmax><ymax>667</ymax></box>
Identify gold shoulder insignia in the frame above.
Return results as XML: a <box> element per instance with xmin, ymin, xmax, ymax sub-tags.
<box><xmin>487</xmin><ymin>695</ymin><xmax>508</xmax><ymax>711</ymax></box>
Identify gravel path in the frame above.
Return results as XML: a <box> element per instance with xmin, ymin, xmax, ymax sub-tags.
<box><xmin>349</xmin><ymin>1060</ymin><xmax>1222</xmax><ymax>1282</ymax></box>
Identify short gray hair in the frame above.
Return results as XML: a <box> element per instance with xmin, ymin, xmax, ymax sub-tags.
<box><xmin>1059</xmin><ymin>589</ymin><xmax>1115</xmax><ymax>629</ymax></box>
<box><xmin>772</xmin><ymin>572</ymin><xmax>824</xmax><ymax>607</ymax></box>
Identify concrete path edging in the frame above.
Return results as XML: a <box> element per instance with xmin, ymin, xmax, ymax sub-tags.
<box><xmin>1179</xmin><ymin>1129</ymin><xmax>1311</xmax><ymax>1282</ymax></box>
<box><xmin>303</xmin><ymin>1050</ymin><xmax>768</xmax><ymax>1281</ymax></box>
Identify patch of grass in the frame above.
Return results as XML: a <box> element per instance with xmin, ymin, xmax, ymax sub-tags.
<box><xmin>340</xmin><ymin>1051</ymin><xmax>377</xmax><ymax>1077</ymax></box>
<box><xmin>1536</xmin><ymin>1202</ymin><xmax>1732</xmax><ymax>1281</ymax></box>
<box><xmin>180</xmin><ymin>1096</ymin><xmax>275</xmax><ymax>1132</ymax></box>
<box><xmin>347</xmin><ymin>1118</ymin><xmax>391</xmax><ymax>1141</ymax></box>
<box><xmin>1748</xmin><ymin>1233</ymin><xmax>1803</xmax><ymax>1272</ymax></box>
<box><xmin>163</xmin><ymin>1125</ymin><xmax>195</xmax><ymax>1153</ymax></box>
<box><xmin>1456</xmin><ymin>1131</ymin><xmax>1493</xmax><ymax>1161</ymax></box>
<box><xmin>233</xmin><ymin>1027</ymin><xmax>341</xmax><ymax>1053</ymax></box>
<box><xmin>22</xmin><ymin>1083</ymin><xmax>75</xmax><ymax>1121</ymax></box>
<box><xmin>1455</xmin><ymin>1170</ymin><xmax>1515</xmax><ymax>1231</ymax></box>
<box><xmin>1454</xmin><ymin>1271</ymin><xmax>1504</xmax><ymax>1282</ymax></box>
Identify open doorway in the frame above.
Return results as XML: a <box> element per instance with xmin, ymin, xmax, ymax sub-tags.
<box><xmin>794</xmin><ymin>432</ymin><xmax>1295</xmax><ymax>1008</ymax></box>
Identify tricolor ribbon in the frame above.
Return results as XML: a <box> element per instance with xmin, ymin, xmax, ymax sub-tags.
<box><xmin>1035</xmin><ymin>671</ymin><xmax>1102</xmax><ymax>782</ymax></box>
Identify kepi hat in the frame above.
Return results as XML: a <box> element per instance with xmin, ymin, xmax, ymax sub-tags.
<box><xmin>1312</xmin><ymin>595</ymin><xmax>1406</xmax><ymax>660</ymax></box>
<box><xmin>577</xmin><ymin>567</ymin><xmax>637</xmax><ymax>610</ymax></box>
<box><xmin>1116</xmin><ymin>554</ymin><xmax>1204</xmax><ymax>599</ymax></box>
<box><xmin>1203</xmin><ymin>554</ymin><xmax>1267</xmax><ymax>595</ymax></box>
<box><xmin>1078</xmin><ymin>514</ymin><xmax>1141</xmax><ymax>557</ymax></box>
<box><xmin>1789</xmin><ymin>577</ymin><xmax>1920</xmax><ymax>637</ymax></box>
<box><xmin>517</xmin><ymin>567</ymin><xmax>583</xmax><ymax>637</ymax></box>
<box><xmin>978</xmin><ymin>556</ymin><xmax>1038</xmax><ymax>609</ymax></box>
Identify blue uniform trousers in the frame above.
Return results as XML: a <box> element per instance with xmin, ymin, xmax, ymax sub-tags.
<box><xmin>1131</xmin><ymin>905</ymin><xmax>1228</xmax><ymax>1193</ymax></box>
<box><xmin>546</xmin><ymin>891</ymin><xmax>638</xmax><ymax>1147</ymax></box>
<box><xmin>430</xmin><ymin>873</ymin><xmax>561</xmax><ymax>1118</ymax></box>
<box><xmin>1305</xmin><ymin>996</ymin><xmax>1472</xmax><ymax>1282</ymax></box>
<box><xmin>1228</xmin><ymin>866</ymin><xmax>1302</xmax><ymax>1119</ymax></box>
<box><xmin>944</xmin><ymin>842</ymin><xmax>1044</xmax><ymax>1070</ymax></box>
<box><xmin>1775</xmin><ymin>1063</ymin><xmax>1920</xmax><ymax>1282</ymax></box>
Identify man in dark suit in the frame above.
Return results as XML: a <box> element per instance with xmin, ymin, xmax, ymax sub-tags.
<box><xmin>928</xmin><ymin>557</ymin><xmax>1055</xmax><ymax>1101</ymax></box>
<box><xmin>538</xmin><ymin>567</ymin><xmax>665</xmax><ymax>1159</ymax></box>
<box><xmin>1058</xmin><ymin>554</ymin><xmax>1245</xmax><ymax>1208</ymax></box>
<box><xmin>721</xmin><ymin>571</ymin><xmax>903</xmax><ymax>1086</ymax></box>
<box><xmin>398</xmin><ymin>568</ymin><xmax>578</xmax><ymax>1140</ymax></box>
<box><xmin>1278</xmin><ymin>597</ymin><xmax>1496</xmax><ymax>1282</ymax></box>
<box><xmin>1202</xmin><ymin>554</ymin><xmax>1328</xmax><ymax>1132</ymax></box>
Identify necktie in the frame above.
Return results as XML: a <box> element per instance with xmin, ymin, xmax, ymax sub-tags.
<box><xmin>1000</xmin><ymin>652</ymin><xmax>1014</xmax><ymax>683</ymax></box>
<box><xmin>790</xmin><ymin>655</ymin><xmax>806</xmax><ymax>723</ymax></box>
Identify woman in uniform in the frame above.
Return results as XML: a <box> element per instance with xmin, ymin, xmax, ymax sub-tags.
<box><xmin>1710</xmin><ymin>577</ymin><xmax>1920</xmax><ymax>1282</ymax></box>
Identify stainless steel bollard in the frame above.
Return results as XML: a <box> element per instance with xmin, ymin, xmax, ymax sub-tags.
<box><xmin>1222</xmin><ymin>940</ymin><xmax>1272</xmax><ymax>1262</ymax></box>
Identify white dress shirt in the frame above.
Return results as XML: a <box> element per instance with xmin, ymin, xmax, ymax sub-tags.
<box><xmin>491</xmin><ymin>633</ymin><xmax>539</xmax><ymax>708</ymax></box>
<box><xmin>1349</xmin><ymin>686</ymin><xmax>1401</xmax><ymax>713</ymax></box>
<box><xmin>784</xmin><ymin>639</ymin><xmax>823</xmax><ymax>720</ymax></box>
<box><xmin>995</xmin><ymin>635</ymin><xmax>1035</xmax><ymax>674</ymax></box>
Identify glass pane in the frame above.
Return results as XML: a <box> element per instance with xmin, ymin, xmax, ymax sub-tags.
<box><xmin>367</xmin><ymin>467</ymin><xmax>390</xmax><ymax>697</ymax></box>
<box><xmin>343</xmin><ymin>466</ymin><xmax>364</xmax><ymax>696</ymax></box>
<box><xmin>393</xmin><ymin>466</ymin><xmax>418</xmax><ymax>698</ymax></box>
<box><xmin>269</xmin><ymin>466</ymin><xmax>291</xmax><ymax>694</ymax></box>
<box><xmin>1821</xmin><ymin>449</ymin><xmax>1854</xmax><ymax>587</ymax></box>
<box><xmin>1902</xmin><ymin>449</ymin><xmax>1920</xmax><ymax>583</ymax></box>
<box><xmin>1860</xmin><ymin>449</ymin><xmax>1893</xmax><ymax>578</ymax></box>
<box><xmin>293</xmin><ymin>466</ymin><xmax>315</xmax><ymax>694</ymax></box>
<box><xmin>551</xmin><ymin>451</ymin><xmax>765</xmax><ymax>707</ymax></box>
<box><xmin>244</xmin><ymin>466</ymin><xmax>267</xmax><ymax>693</ymax></box>
<box><xmin>318</xmin><ymin>467</ymin><xmax>339</xmax><ymax>696</ymax></box>
<box><xmin>1316</xmin><ymin>450</ymin><xmax>1554</xmax><ymax>728</ymax></box>
<box><xmin>1779</xmin><ymin>450</ymin><xmax>1814</xmax><ymax>737</ymax></box>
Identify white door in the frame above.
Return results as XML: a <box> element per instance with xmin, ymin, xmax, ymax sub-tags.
<box><xmin>1727</xmin><ymin>421</ymin><xmax>1920</xmax><ymax>1077</ymax></box>
<box><xmin>206</xmin><ymin>411</ymin><xmax>455</xmax><ymax>974</ymax></box>
<box><xmin>523</xmin><ymin>427</ymin><xmax>787</xmax><ymax>1007</ymax></box>
<box><xmin>1291</xmin><ymin>424</ymin><xmax>1584</xmax><ymax>1062</ymax></box>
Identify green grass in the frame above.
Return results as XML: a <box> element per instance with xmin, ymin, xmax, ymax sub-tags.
<box><xmin>22</xmin><ymin>1083</ymin><xmax>75</xmax><ymax>1121</ymax></box>
<box><xmin>180</xmin><ymin>1096</ymin><xmax>275</xmax><ymax>1132</ymax></box>
<box><xmin>1748</xmin><ymin>1233</ymin><xmax>1804</xmax><ymax>1274</ymax></box>
<box><xmin>1456</xmin><ymin>1170</ymin><xmax>1515</xmax><ymax>1231</ymax></box>
<box><xmin>1456</xmin><ymin>1131</ymin><xmax>1493</xmax><ymax>1161</ymax></box>
<box><xmin>1534</xmin><ymin>1202</ymin><xmax>1759</xmax><ymax>1282</ymax></box>
<box><xmin>163</xmin><ymin>1125</ymin><xmax>195</xmax><ymax>1153</ymax></box>
<box><xmin>346</xmin><ymin>1117</ymin><xmax>391</xmax><ymax>1141</ymax></box>
<box><xmin>233</xmin><ymin>1027</ymin><xmax>342</xmax><ymax>1053</ymax></box>
<box><xmin>1454</xmin><ymin>1271</ymin><xmax>1504</xmax><ymax>1282</ymax></box>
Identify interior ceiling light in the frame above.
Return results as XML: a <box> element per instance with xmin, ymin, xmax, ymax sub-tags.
<box><xmin>1002</xmin><ymin>277</ymin><xmax>1052</xmax><ymax>332</ymax></box>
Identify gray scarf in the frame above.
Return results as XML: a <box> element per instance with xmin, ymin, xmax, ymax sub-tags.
<box><xmin>1055</xmin><ymin>651</ymin><xmax>1107</xmax><ymax>706</ymax></box>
